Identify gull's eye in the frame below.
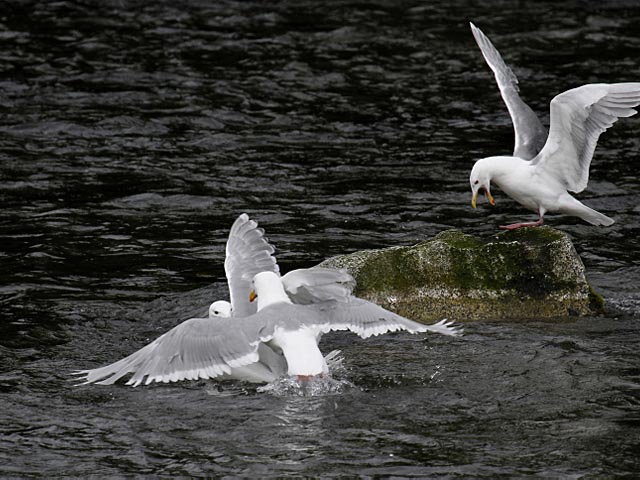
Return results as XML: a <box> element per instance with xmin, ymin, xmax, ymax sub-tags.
<box><xmin>214</xmin><ymin>311</ymin><xmax>219</xmax><ymax>315</ymax></box>
<box><xmin>474</xmin><ymin>180</ymin><xmax>479</xmax><ymax>185</ymax></box>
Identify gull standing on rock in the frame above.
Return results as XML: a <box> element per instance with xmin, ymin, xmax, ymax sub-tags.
<box><xmin>469</xmin><ymin>24</ymin><xmax>640</xmax><ymax>229</ymax></box>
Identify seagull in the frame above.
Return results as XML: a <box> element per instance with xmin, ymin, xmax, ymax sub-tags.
<box><xmin>222</xmin><ymin>213</ymin><xmax>356</xmax><ymax>318</ymax></box>
<box><xmin>205</xmin><ymin>299</ymin><xmax>288</xmax><ymax>383</ymax></box>
<box><xmin>469</xmin><ymin>81</ymin><xmax>640</xmax><ymax>228</ymax></box>
<box><xmin>73</xmin><ymin>214</ymin><xmax>460</xmax><ymax>386</ymax></box>
<box><xmin>469</xmin><ymin>22</ymin><xmax>547</xmax><ymax>160</ymax></box>
<box><xmin>76</xmin><ymin>214</ymin><xmax>353</xmax><ymax>384</ymax></box>
<box><xmin>207</xmin><ymin>213</ymin><xmax>355</xmax><ymax>381</ymax></box>
<box><xmin>72</xmin><ymin>271</ymin><xmax>461</xmax><ymax>387</ymax></box>
<box><xmin>470</xmin><ymin>23</ymin><xmax>640</xmax><ymax>229</ymax></box>
<box><xmin>208</xmin><ymin>300</ymin><xmax>231</xmax><ymax>318</ymax></box>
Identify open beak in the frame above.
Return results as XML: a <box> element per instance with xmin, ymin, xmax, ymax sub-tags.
<box><xmin>249</xmin><ymin>290</ymin><xmax>257</xmax><ymax>303</ymax></box>
<box><xmin>472</xmin><ymin>187</ymin><xmax>495</xmax><ymax>208</ymax></box>
<box><xmin>485</xmin><ymin>189</ymin><xmax>495</xmax><ymax>206</ymax></box>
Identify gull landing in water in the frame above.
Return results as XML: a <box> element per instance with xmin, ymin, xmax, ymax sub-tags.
<box><xmin>73</xmin><ymin>213</ymin><xmax>354</xmax><ymax>385</ymax></box>
<box><xmin>72</xmin><ymin>271</ymin><xmax>461</xmax><ymax>387</ymax></box>
<box><xmin>247</xmin><ymin>271</ymin><xmax>461</xmax><ymax>381</ymax></box>
<box><xmin>203</xmin><ymin>213</ymin><xmax>353</xmax><ymax>382</ymax></box>
<box><xmin>72</xmin><ymin>215</ymin><xmax>462</xmax><ymax>387</ymax></box>
<box><xmin>469</xmin><ymin>23</ymin><xmax>640</xmax><ymax>229</ymax></box>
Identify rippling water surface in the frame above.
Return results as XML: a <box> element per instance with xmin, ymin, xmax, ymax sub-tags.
<box><xmin>2</xmin><ymin>1</ymin><xmax>640</xmax><ymax>477</ymax></box>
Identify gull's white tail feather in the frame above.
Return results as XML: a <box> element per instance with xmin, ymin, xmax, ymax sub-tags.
<box><xmin>561</xmin><ymin>197</ymin><xmax>615</xmax><ymax>226</ymax></box>
<box><xmin>578</xmin><ymin>207</ymin><xmax>614</xmax><ymax>226</ymax></box>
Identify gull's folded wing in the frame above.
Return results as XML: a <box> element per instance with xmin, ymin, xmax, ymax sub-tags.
<box><xmin>282</xmin><ymin>267</ymin><xmax>356</xmax><ymax>304</ymax></box>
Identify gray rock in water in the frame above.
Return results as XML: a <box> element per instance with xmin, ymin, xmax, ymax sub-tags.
<box><xmin>319</xmin><ymin>227</ymin><xmax>604</xmax><ymax>322</ymax></box>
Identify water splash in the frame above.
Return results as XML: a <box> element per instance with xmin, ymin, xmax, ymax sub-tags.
<box><xmin>324</xmin><ymin>349</ymin><xmax>347</xmax><ymax>378</ymax></box>
<box><xmin>257</xmin><ymin>375</ymin><xmax>356</xmax><ymax>397</ymax></box>
<box><xmin>204</xmin><ymin>383</ymin><xmax>253</xmax><ymax>397</ymax></box>
<box><xmin>255</xmin><ymin>348</ymin><xmax>355</xmax><ymax>396</ymax></box>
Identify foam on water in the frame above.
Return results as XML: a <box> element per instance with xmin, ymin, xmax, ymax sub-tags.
<box><xmin>257</xmin><ymin>375</ymin><xmax>357</xmax><ymax>397</ymax></box>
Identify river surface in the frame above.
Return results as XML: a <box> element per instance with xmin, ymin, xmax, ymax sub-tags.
<box><xmin>1</xmin><ymin>0</ymin><xmax>640</xmax><ymax>477</ymax></box>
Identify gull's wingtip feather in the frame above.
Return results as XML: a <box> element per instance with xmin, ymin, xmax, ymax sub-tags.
<box><xmin>424</xmin><ymin>318</ymin><xmax>464</xmax><ymax>337</ymax></box>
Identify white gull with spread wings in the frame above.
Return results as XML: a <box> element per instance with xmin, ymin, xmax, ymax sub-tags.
<box><xmin>73</xmin><ymin>215</ymin><xmax>461</xmax><ymax>386</ymax></box>
<box><xmin>210</xmin><ymin>213</ymin><xmax>355</xmax><ymax>381</ymax></box>
<box><xmin>73</xmin><ymin>271</ymin><xmax>460</xmax><ymax>387</ymax></box>
<box><xmin>469</xmin><ymin>24</ymin><xmax>640</xmax><ymax>229</ymax></box>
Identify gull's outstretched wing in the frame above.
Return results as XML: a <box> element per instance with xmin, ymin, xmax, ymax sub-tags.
<box><xmin>225</xmin><ymin>213</ymin><xmax>279</xmax><ymax>317</ymax></box>
<box><xmin>303</xmin><ymin>298</ymin><xmax>463</xmax><ymax>338</ymax></box>
<box><xmin>470</xmin><ymin>22</ymin><xmax>547</xmax><ymax>160</ymax></box>
<box><xmin>204</xmin><ymin>300</ymin><xmax>462</xmax><ymax>347</ymax></box>
<box><xmin>532</xmin><ymin>83</ymin><xmax>640</xmax><ymax>193</ymax></box>
<box><xmin>282</xmin><ymin>267</ymin><xmax>356</xmax><ymax>304</ymax></box>
<box><xmin>73</xmin><ymin>299</ymin><xmax>462</xmax><ymax>387</ymax></box>
<box><xmin>72</xmin><ymin>316</ymin><xmax>266</xmax><ymax>387</ymax></box>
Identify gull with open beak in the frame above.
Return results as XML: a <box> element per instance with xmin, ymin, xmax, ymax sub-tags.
<box><xmin>469</xmin><ymin>82</ymin><xmax>640</xmax><ymax>229</ymax></box>
<box><xmin>471</xmin><ymin>184</ymin><xmax>495</xmax><ymax>210</ymax></box>
<box><xmin>469</xmin><ymin>24</ymin><xmax>640</xmax><ymax>229</ymax></box>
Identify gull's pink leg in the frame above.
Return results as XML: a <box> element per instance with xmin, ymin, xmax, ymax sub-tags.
<box><xmin>296</xmin><ymin>373</ymin><xmax>326</xmax><ymax>381</ymax></box>
<box><xmin>499</xmin><ymin>212</ymin><xmax>545</xmax><ymax>230</ymax></box>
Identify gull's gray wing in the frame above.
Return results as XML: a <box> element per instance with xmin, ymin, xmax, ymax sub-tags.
<box><xmin>72</xmin><ymin>316</ymin><xmax>267</xmax><ymax>387</ymax></box>
<box><xmin>532</xmin><ymin>83</ymin><xmax>640</xmax><ymax>193</ymax></box>
<box><xmin>73</xmin><ymin>299</ymin><xmax>461</xmax><ymax>387</ymax></box>
<box><xmin>225</xmin><ymin>213</ymin><xmax>279</xmax><ymax>317</ymax></box>
<box><xmin>470</xmin><ymin>22</ymin><xmax>547</xmax><ymax>159</ymax></box>
<box><xmin>216</xmin><ymin>300</ymin><xmax>462</xmax><ymax>342</ymax></box>
<box><xmin>281</xmin><ymin>267</ymin><xmax>356</xmax><ymax>304</ymax></box>
<box><xmin>292</xmin><ymin>298</ymin><xmax>463</xmax><ymax>338</ymax></box>
<box><xmin>224</xmin><ymin>343</ymin><xmax>288</xmax><ymax>383</ymax></box>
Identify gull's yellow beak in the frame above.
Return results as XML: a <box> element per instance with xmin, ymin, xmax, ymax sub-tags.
<box><xmin>249</xmin><ymin>290</ymin><xmax>257</xmax><ymax>303</ymax></box>
<box><xmin>472</xmin><ymin>187</ymin><xmax>496</xmax><ymax>208</ymax></box>
<box><xmin>485</xmin><ymin>189</ymin><xmax>495</xmax><ymax>206</ymax></box>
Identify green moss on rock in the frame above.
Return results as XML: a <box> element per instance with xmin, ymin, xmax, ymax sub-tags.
<box><xmin>319</xmin><ymin>227</ymin><xmax>604</xmax><ymax>322</ymax></box>
<box><xmin>587</xmin><ymin>285</ymin><xmax>606</xmax><ymax>315</ymax></box>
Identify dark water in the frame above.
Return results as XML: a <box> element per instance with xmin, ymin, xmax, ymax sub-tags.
<box><xmin>2</xmin><ymin>0</ymin><xmax>640</xmax><ymax>476</ymax></box>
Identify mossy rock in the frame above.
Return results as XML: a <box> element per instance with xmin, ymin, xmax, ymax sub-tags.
<box><xmin>319</xmin><ymin>227</ymin><xmax>604</xmax><ymax>322</ymax></box>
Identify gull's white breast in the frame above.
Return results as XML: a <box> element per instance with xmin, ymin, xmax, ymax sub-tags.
<box><xmin>494</xmin><ymin>162</ymin><xmax>565</xmax><ymax>213</ymax></box>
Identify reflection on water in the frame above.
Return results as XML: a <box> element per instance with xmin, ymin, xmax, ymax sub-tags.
<box><xmin>1</xmin><ymin>0</ymin><xmax>640</xmax><ymax>476</ymax></box>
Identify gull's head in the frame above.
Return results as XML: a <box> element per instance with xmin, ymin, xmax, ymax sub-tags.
<box><xmin>470</xmin><ymin>158</ymin><xmax>496</xmax><ymax>209</ymax></box>
<box><xmin>209</xmin><ymin>300</ymin><xmax>232</xmax><ymax>319</ymax></box>
<box><xmin>249</xmin><ymin>271</ymin><xmax>290</xmax><ymax>310</ymax></box>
